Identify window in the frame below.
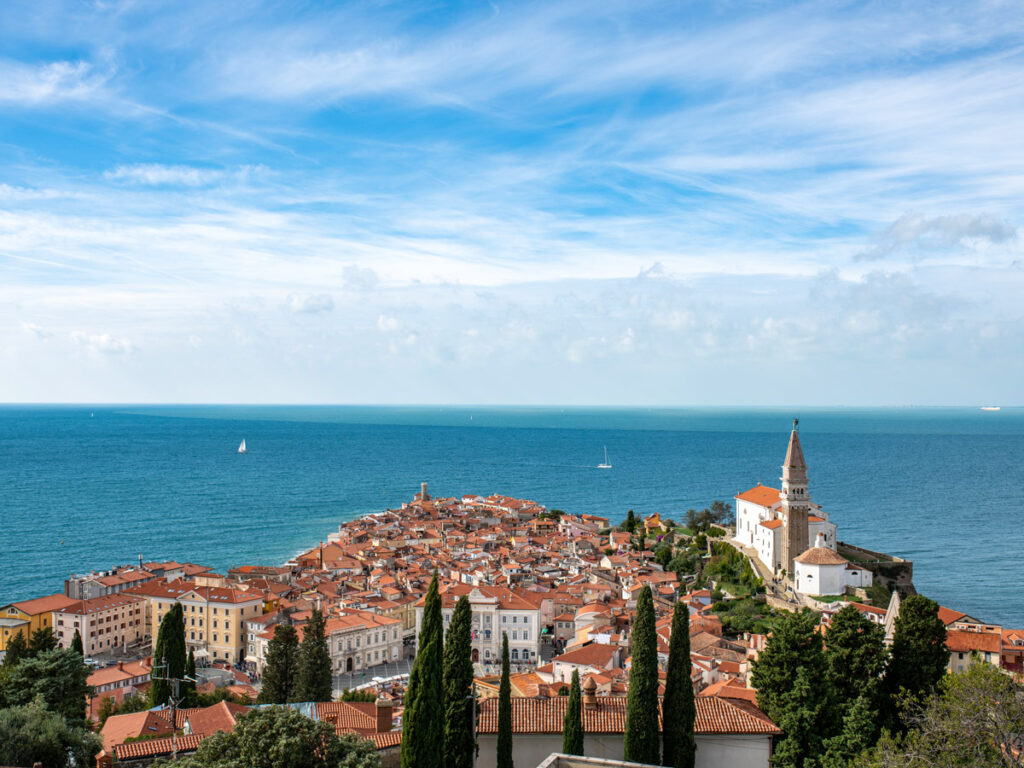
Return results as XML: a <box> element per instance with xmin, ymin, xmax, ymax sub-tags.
<box><xmin>512</xmin><ymin>630</ymin><xmax>518</xmax><ymax>640</ymax></box>
<box><xmin>213</xmin><ymin>634</ymin><xmax>218</xmax><ymax>642</ymax></box>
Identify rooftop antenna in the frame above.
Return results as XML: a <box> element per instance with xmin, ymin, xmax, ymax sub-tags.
<box><xmin>151</xmin><ymin>656</ymin><xmax>198</xmax><ymax>760</ymax></box>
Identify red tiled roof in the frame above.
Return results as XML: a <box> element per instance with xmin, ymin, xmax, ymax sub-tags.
<box><xmin>736</xmin><ymin>486</ymin><xmax>781</xmax><ymax>508</ymax></box>
<box><xmin>552</xmin><ymin>643</ymin><xmax>618</xmax><ymax>667</ymax></box>
<box><xmin>8</xmin><ymin>593</ymin><xmax>79</xmax><ymax>615</ymax></box>
<box><xmin>477</xmin><ymin>696</ymin><xmax>779</xmax><ymax>735</ymax></box>
<box><xmin>115</xmin><ymin>733</ymin><xmax>205</xmax><ymax>760</ymax></box>
<box><xmin>938</xmin><ymin>606</ymin><xmax>967</xmax><ymax>626</ymax></box>
<box><xmin>759</xmin><ymin>520</ymin><xmax>783</xmax><ymax>530</ymax></box>
<box><xmin>947</xmin><ymin>629</ymin><xmax>1000</xmax><ymax>654</ymax></box>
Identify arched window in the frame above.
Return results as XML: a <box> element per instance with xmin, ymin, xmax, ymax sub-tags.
<box><xmin>511</xmin><ymin>649</ymin><xmax>519</xmax><ymax>660</ymax></box>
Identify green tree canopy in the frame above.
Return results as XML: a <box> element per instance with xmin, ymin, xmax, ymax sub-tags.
<box><xmin>662</xmin><ymin>600</ymin><xmax>695</xmax><ymax>768</ymax></box>
<box><xmin>29</xmin><ymin>626</ymin><xmax>58</xmax><ymax>656</ymax></box>
<box><xmin>3</xmin><ymin>648</ymin><xmax>92</xmax><ymax>727</ymax></box>
<box><xmin>883</xmin><ymin>594</ymin><xmax>948</xmax><ymax>731</ymax></box>
<box><xmin>443</xmin><ymin>595</ymin><xmax>475</xmax><ymax>768</ymax></box>
<box><xmin>401</xmin><ymin>573</ymin><xmax>444</xmax><ymax>768</ymax></box>
<box><xmin>183</xmin><ymin>648</ymin><xmax>199</xmax><ymax>708</ymax></box>
<box><xmin>562</xmin><ymin>668</ymin><xmax>584</xmax><ymax>756</ymax></box>
<box><xmin>296</xmin><ymin>608</ymin><xmax>334</xmax><ymax>703</ymax></box>
<box><xmin>624</xmin><ymin>585</ymin><xmax>659</xmax><ymax>764</ymax></box>
<box><xmin>159</xmin><ymin>705</ymin><xmax>380</xmax><ymax>768</ymax></box>
<box><xmin>497</xmin><ymin>632</ymin><xmax>513</xmax><ymax>768</ymax></box>
<box><xmin>0</xmin><ymin>699</ymin><xmax>102</xmax><ymax>768</ymax></box>
<box><xmin>70</xmin><ymin>628</ymin><xmax>83</xmax><ymax>656</ymax></box>
<box><xmin>258</xmin><ymin>624</ymin><xmax>300</xmax><ymax>705</ymax></box>
<box><xmin>2</xmin><ymin>631</ymin><xmax>28</xmax><ymax>668</ymax></box>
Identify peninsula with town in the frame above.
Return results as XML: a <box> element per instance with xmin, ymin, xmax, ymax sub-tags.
<box><xmin>0</xmin><ymin>423</ymin><xmax>1016</xmax><ymax>768</ymax></box>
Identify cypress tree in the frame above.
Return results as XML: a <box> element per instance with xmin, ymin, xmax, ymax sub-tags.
<box><xmin>3</xmin><ymin>631</ymin><xmax>28</xmax><ymax>668</ymax></box>
<box><xmin>562</xmin><ymin>668</ymin><xmax>583</xmax><ymax>756</ymax></box>
<box><xmin>150</xmin><ymin>603</ymin><xmax>187</xmax><ymax>706</ymax></box>
<box><xmin>183</xmin><ymin>648</ymin><xmax>198</xmax><ymax>707</ymax></box>
<box><xmin>624</xmin><ymin>585</ymin><xmax>660</xmax><ymax>764</ymax></box>
<box><xmin>257</xmin><ymin>624</ymin><xmax>299</xmax><ymax>704</ymax></box>
<box><xmin>296</xmin><ymin>608</ymin><xmax>333</xmax><ymax>702</ymax></box>
<box><xmin>662</xmin><ymin>600</ymin><xmax>695</xmax><ymax>768</ymax></box>
<box><xmin>443</xmin><ymin>595</ymin><xmax>475</xmax><ymax>768</ymax></box>
<box><xmin>70</xmin><ymin>629</ymin><xmax>83</xmax><ymax>656</ymax></box>
<box><xmin>497</xmin><ymin>632</ymin><xmax>513</xmax><ymax>768</ymax></box>
<box><xmin>883</xmin><ymin>594</ymin><xmax>948</xmax><ymax>730</ymax></box>
<box><xmin>401</xmin><ymin>573</ymin><xmax>444</xmax><ymax>768</ymax></box>
<box><xmin>824</xmin><ymin>604</ymin><xmax>887</xmax><ymax>713</ymax></box>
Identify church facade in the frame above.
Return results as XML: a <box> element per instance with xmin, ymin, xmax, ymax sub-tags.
<box><xmin>734</xmin><ymin>423</ymin><xmax>872</xmax><ymax>596</ymax></box>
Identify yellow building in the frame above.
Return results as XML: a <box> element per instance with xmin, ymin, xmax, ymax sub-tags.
<box><xmin>128</xmin><ymin>581</ymin><xmax>266</xmax><ymax>664</ymax></box>
<box><xmin>1</xmin><ymin>593</ymin><xmax>79</xmax><ymax>652</ymax></box>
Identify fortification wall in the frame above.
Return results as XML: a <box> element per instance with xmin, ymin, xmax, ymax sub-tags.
<box><xmin>837</xmin><ymin>541</ymin><xmax>916</xmax><ymax>595</ymax></box>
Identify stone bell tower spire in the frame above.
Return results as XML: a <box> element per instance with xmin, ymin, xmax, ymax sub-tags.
<box><xmin>779</xmin><ymin>419</ymin><xmax>810</xmax><ymax>578</ymax></box>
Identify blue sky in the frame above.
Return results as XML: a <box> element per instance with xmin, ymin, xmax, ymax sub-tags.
<box><xmin>1</xmin><ymin>0</ymin><xmax>1022</xmax><ymax>404</ymax></box>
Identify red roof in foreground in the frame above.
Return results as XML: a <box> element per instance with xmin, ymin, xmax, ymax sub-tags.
<box><xmin>477</xmin><ymin>695</ymin><xmax>779</xmax><ymax>735</ymax></box>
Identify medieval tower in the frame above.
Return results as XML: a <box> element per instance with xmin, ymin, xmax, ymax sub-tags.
<box><xmin>779</xmin><ymin>419</ymin><xmax>810</xmax><ymax>578</ymax></box>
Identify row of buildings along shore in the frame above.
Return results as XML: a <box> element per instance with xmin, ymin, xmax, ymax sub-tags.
<box><xmin>1</xmin><ymin>424</ymin><xmax>1021</xmax><ymax>768</ymax></box>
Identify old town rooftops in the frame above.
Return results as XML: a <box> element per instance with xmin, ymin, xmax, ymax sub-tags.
<box><xmin>476</xmin><ymin>696</ymin><xmax>780</xmax><ymax>735</ymax></box>
<box><xmin>8</xmin><ymin>592</ymin><xmax>79</xmax><ymax>615</ymax></box>
<box><xmin>55</xmin><ymin>593</ymin><xmax>145</xmax><ymax>614</ymax></box>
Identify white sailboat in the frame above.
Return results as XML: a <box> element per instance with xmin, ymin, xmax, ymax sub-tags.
<box><xmin>597</xmin><ymin>446</ymin><xmax>612</xmax><ymax>469</ymax></box>
<box><xmin>238</xmin><ymin>439</ymin><xmax>247</xmax><ymax>454</ymax></box>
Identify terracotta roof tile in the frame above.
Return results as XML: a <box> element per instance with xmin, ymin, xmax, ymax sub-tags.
<box><xmin>735</xmin><ymin>486</ymin><xmax>782</xmax><ymax>508</ymax></box>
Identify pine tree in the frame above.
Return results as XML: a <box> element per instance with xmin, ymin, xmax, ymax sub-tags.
<box><xmin>401</xmin><ymin>573</ymin><xmax>444</xmax><ymax>768</ymax></box>
<box><xmin>257</xmin><ymin>624</ymin><xmax>299</xmax><ymax>704</ymax></box>
<box><xmin>443</xmin><ymin>595</ymin><xmax>475</xmax><ymax>768</ymax></box>
<box><xmin>150</xmin><ymin>603</ymin><xmax>187</xmax><ymax>707</ymax></box>
<box><xmin>820</xmin><ymin>690</ymin><xmax>879</xmax><ymax>768</ymax></box>
<box><xmin>662</xmin><ymin>600</ymin><xmax>695</xmax><ymax>768</ymax></box>
<box><xmin>70</xmin><ymin>629</ymin><xmax>83</xmax><ymax>656</ymax></box>
<box><xmin>562</xmin><ymin>668</ymin><xmax>583</xmax><ymax>756</ymax></box>
<box><xmin>3</xmin><ymin>631</ymin><xmax>28</xmax><ymax>668</ymax></box>
<box><xmin>183</xmin><ymin>649</ymin><xmax>198</xmax><ymax>708</ymax></box>
<box><xmin>295</xmin><ymin>608</ymin><xmax>333</xmax><ymax>702</ymax></box>
<box><xmin>497</xmin><ymin>632</ymin><xmax>513</xmax><ymax>768</ymax></box>
<box><xmin>624</xmin><ymin>585</ymin><xmax>660</xmax><ymax>764</ymax></box>
<box><xmin>883</xmin><ymin>594</ymin><xmax>948</xmax><ymax>730</ymax></box>
<box><xmin>29</xmin><ymin>626</ymin><xmax>57</xmax><ymax>656</ymax></box>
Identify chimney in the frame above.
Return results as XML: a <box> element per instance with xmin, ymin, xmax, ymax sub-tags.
<box><xmin>118</xmin><ymin>661</ymin><xmax>124</xmax><ymax>671</ymax></box>
<box><xmin>375</xmin><ymin>697</ymin><xmax>393</xmax><ymax>732</ymax></box>
<box><xmin>145</xmin><ymin>656</ymin><xmax>153</xmax><ymax>668</ymax></box>
<box><xmin>582</xmin><ymin>675</ymin><xmax>598</xmax><ymax>710</ymax></box>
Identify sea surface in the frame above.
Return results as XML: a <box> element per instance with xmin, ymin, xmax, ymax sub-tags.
<box><xmin>1</xmin><ymin>405</ymin><xmax>1022</xmax><ymax>625</ymax></box>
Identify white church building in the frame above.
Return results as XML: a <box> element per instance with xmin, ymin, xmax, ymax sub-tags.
<box><xmin>734</xmin><ymin>422</ymin><xmax>872</xmax><ymax>597</ymax></box>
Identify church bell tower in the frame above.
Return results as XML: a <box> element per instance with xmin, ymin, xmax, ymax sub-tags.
<box><xmin>779</xmin><ymin>419</ymin><xmax>810</xmax><ymax>578</ymax></box>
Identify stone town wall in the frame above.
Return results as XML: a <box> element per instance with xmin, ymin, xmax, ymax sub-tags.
<box><xmin>836</xmin><ymin>542</ymin><xmax>916</xmax><ymax>595</ymax></box>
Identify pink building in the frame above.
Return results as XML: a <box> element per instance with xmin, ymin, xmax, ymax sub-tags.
<box><xmin>52</xmin><ymin>593</ymin><xmax>146</xmax><ymax>655</ymax></box>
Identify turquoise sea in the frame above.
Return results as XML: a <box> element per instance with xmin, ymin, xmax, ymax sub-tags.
<box><xmin>1</xmin><ymin>406</ymin><xmax>1021</xmax><ymax>625</ymax></box>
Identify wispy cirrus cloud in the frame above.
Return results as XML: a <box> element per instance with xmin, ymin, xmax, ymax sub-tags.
<box><xmin>0</xmin><ymin>58</ymin><xmax>112</xmax><ymax>105</ymax></box>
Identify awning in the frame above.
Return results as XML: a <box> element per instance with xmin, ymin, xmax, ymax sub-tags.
<box><xmin>244</xmin><ymin>655</ymin><xmax>259</xmax><ymax>663</ymax></box>
<box><xmin>193</xmin><ymin>648</ymin><xmax>211</xmax><ymax>658</ymax></box>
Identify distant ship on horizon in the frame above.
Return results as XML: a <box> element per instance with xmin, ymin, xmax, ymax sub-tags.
<box><xmin>981</xmin><ymin>406</ymin><xmax>1001</xmax><ymax>411</ymax></box>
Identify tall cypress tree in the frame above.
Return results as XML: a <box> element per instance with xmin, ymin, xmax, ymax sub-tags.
<box><xmin>183</xmin><ymin>648</ymin><xmax>198</xmax><ymax>707</ymax></box>
<box><xmin>70</xmin><ymin>629</ymin><xmax>83</xmax><ymax>656</ymax></box>
<box><xmin>443</xmin><ymin>595</ymin><xmax>475</xmax><ymax>768</ymax></box>
<box><xmin>562</xmin><ymin>668</ymin><xmax>583</xmax><ymax>756</ymax></box>
<box><xmin>662</xmin><ymin>600</ymin><xmax>695</xmax><ymax>768</ymax></box>
<box><xmin>150</xmin><ymin>603</ymin><xmax>187</xmax><ymax>706</ymax></box>
<box><xmin>295</xmin><ymin>608</ymin><xmax>333</xmax><ymax>702</ymax></box>
<box><xmin>883</xmin><ymin>594</ymin><xmax>948</xmax><ymax>730</ymax></box>
<box><xmin>257</xmin><ymin>624</ymin><xmax>299</xmax><ymax>704</ymax></box>
<box><xmin>497</xmin><ymin>632</ymin><xmax>513</xmax><ymax>768</ymax></box>
<box><xmin>624</xmin><ymin>585</ymin><xmax>660</xmax><ymax>764</ymax></box>
<box><xmin>401</xmin><ymin>573</ymin><xmax>444</xmax><ymax>768</ymax></box>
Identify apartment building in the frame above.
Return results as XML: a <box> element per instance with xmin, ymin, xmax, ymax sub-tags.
<box><xmin>0</xmin><ymin>593</ymin><xmax>78</xmax><ymax>653</ymax></box>
<box><xmin>325</xmin><ymin>610</ymin><xmax>403</xmax><ymax>674</ymax></box>
<box><xmin>52</xmin><ymin>594</ymin><xmax>147</xmax><ymax>655</ymax></box>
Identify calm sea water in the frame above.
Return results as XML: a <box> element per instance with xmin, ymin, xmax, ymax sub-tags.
<box><xmin>1</xmin><ymin>406</ymin><xmax>1021</xmax><ymax>625</ymax></box>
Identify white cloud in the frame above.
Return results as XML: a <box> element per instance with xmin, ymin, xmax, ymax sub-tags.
<box><xmin>22</xmin><ymin>322</ymin><xmax>53</xmax><ymax>339</ymax></box>
<box><xmin>70</xmin><ymin>331</ymin><xmax>134</xmax><ymax>355</ymax></box>
<box><xmin>856</xmin><ymin>213</ymin><xmax>1018</xmax><ymax>261</ymax></box>
<box><xmin>103</xmin><ymin>164</ymin><xmax>226</xmax><ymax>186</ymax></box>
<box><xmin>342</xmin><ymin>265</ymin><xmax>379</xmax><ymax>291</ymax></box>
<box><xmin>0</xmin><ymin>59</ymin><xmax>111</xmax><ymax>105</ymax></box>
<box><xmin>284</xmin><ymin>293</ymin><xmax>334</xmax><ymax>314</ymax></box>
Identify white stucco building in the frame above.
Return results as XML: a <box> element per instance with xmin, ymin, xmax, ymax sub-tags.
<box><xmin>415</xmin><ymin>584</ymin><xmax>542</xmax><ymax>668</ymax></box>
<box><xmin>735</xmin><ymin>423</ymin><xmax>838</xmax><ymax>577</ymax></box>
<box><xmin>793</xmin><ymin>533</ymin><xmax>873</xmax><ymax>596</ymax></box>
